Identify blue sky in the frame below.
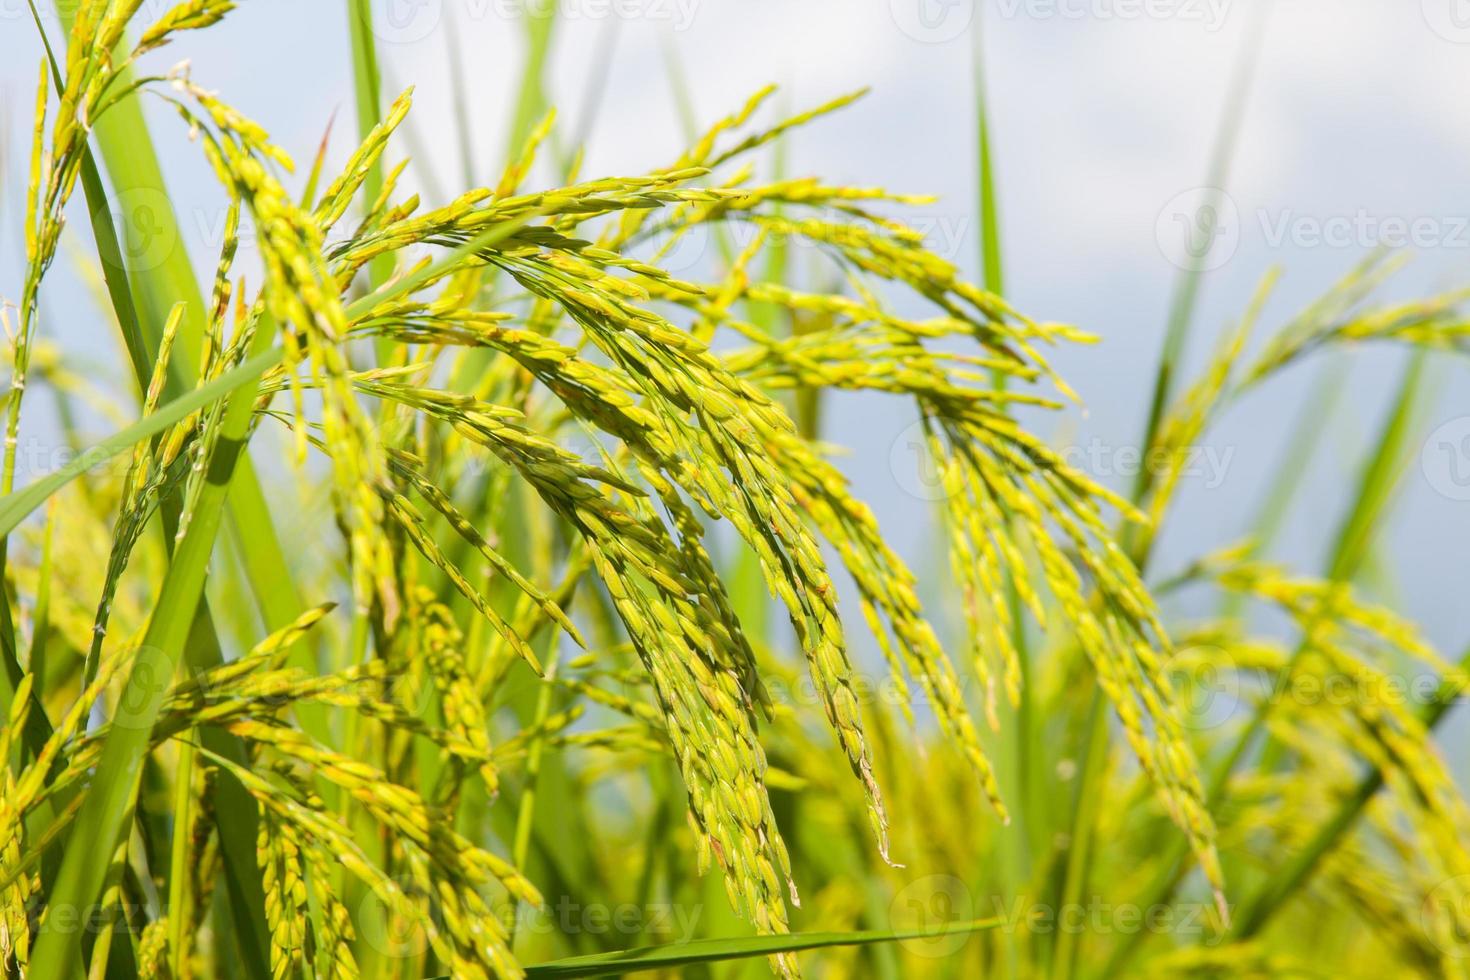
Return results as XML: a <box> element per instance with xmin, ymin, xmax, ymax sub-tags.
<box><xmin>2</xmin><ymin>0</ymin><xmax>1470</xmax><ymax>700</ymax></box>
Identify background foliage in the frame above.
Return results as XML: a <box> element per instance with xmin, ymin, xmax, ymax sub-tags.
<box><xmin>1</xmin><ymin>2</ymin><xmax>1468</xmax><ymax>978</ymax></box>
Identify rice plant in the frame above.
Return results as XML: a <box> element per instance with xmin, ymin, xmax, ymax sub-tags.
<box><xmin>0</xmin><ymin>3</ymin><xmax>1467</xmax><ymax>978</ymax></box>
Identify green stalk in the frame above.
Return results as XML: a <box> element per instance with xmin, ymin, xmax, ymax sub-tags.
<box><xmin>1217</xmin><ymin>351</ymin><xmax>1434</xmax><ymax>937</ymax></box>
<box><xmin>27</xmin><ymin>501</ymin><xmax>55</xmax><ymax>701</ymax></box>
<box><xmin>444</xmin><ymin>4</ymin><xmax>478</xmax><ymax>187</ymax></box>
<box><xmin>346</xmin><ymin>0</ymin><xmax>384</xmax><ymax>202</ymax></box>
<box><xmin>1050</xmin><ymin>694</ymin><xmax>1107</xmax><ymax>980</ymax></box>
<box><xmin>974</xmin><ymin>17</ymin><xmax>1004</xmax><ymax>299</ymax></box>
<box><xmin>1135</xmin><ymin>5</ymin><xmax>1270</xmax><ymax>482</ymax></box>
<box><xmin>1325</xmin><ymin>353</ymin><xmax>1429</xmax><ymax>579</ymax></box>
<box><xmin>0</xmin><ymin>347</ymin><xmax>281</xmax><ymax>536</ymax></box>
<box><xmin>0</xmin><ymin>611</ymin><xmax>48</xmax><ymax>768</ymax></box>
<box><xmin>510</xmin><ymin>652</ymin><xmax>560</xmax><ymax>951</ymax></box>
<box><xmin>1062</xmin><ymin>15</ymin><xmax>1268</xmax><ymax>973</ymax></box>
<box><xmin>972</xmin><ymin>21</ymin><xmax>1042</xmax><ymax>974</ymax></box>
<box><xmin>516</xmin><ymin>919</ymin><xmax>1006</xmax><ymax>978</ymax></box>
<box><xmin>1220</xmin><ymin>357</ymin><xmax>1348</xmax><ymax>620</ymax></box>
<box><xmin>567</xmin><ymin>18</ymin><xmax>621</xmax><ymax>161</ymax></box>
<box><xmin>509</xmin><ymin>5</ymin><xmax>558</xmax><ymax>161</ymax></box>
<box><xmin>27</xmin><ymin>319</ymin><xmax>279</xmax><ymax>977</ymax></box>
<box><xmin>346</xmin><ymin>0</ymin><xmax>394</xmax><ymax>295</ymax></box>
<box><xmin>166</xmin><ymin>741</ymin><xmax>195</xmax><ymax>978</ymax></box>
<box><xmin>1251</xmin><ymin>359</ymin><xmax>1349</xmax><ymax>554</ymax></box>
<box><xmin>1235</xmin><ymin>351</ymin><xmax>1426</xmax><ymax>777</ymax></box>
